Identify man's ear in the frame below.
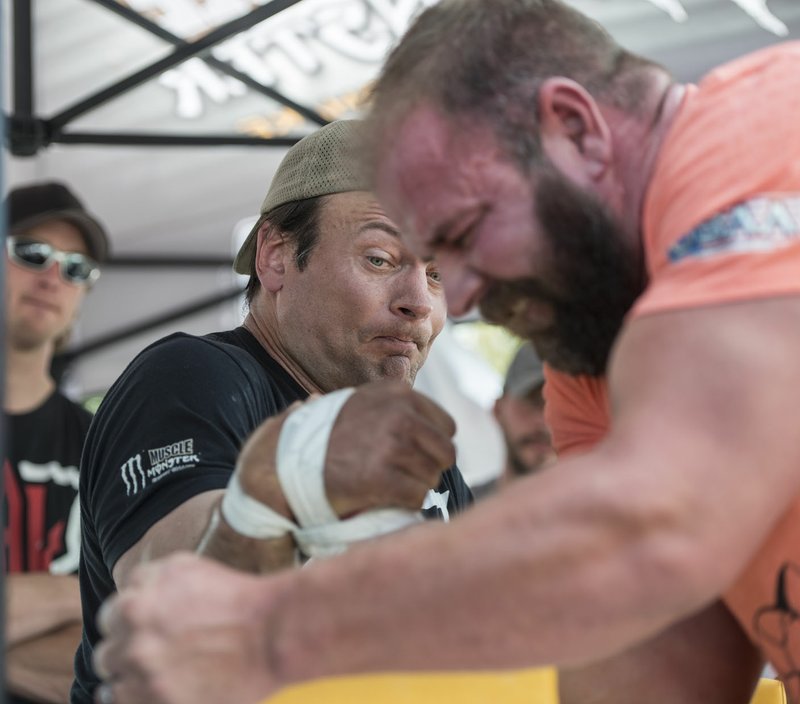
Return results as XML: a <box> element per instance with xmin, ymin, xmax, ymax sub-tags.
<box><xmin>537</xmin><ymin>77</ymin><xmax>613</xmax><ymax>185</ymax></box>
<box><xmin>254</xmin><ymin>222</ymin><xmax>290</xmax><ymax>293</ymax></box>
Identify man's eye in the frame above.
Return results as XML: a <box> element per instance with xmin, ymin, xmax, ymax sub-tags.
<box><xmin>368</xmin><ymin>256</ymin><xmax>388</xmax><ymax>267</ymax></box>
<box><xmin>428</xmin><ymin>270</ymin><xmax>442</xmax><ymax>283</ymax></box>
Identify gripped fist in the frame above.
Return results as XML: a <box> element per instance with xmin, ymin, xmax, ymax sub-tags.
<box><xmin>324</xmin><ymin>381</ymin><xmax>457</xmax><ymax>517</ymax></box>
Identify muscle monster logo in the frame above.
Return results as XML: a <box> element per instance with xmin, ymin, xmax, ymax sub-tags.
<box><xmin>120</xmin><ymin>440</ymin><xmax>200</xmax><ymax>496</ymax></box>
<box><xmin>753</xmin><ymin>563</ymin><xmax>800</xmax><ymax>699</ymax></box>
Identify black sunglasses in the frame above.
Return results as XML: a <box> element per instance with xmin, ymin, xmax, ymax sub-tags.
<box><xmin>6</xmin><ymin>236</ymin><xmax>100</xmax><ymax>285</ymax></box>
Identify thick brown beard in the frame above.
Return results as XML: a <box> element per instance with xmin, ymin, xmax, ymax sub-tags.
<box><xmin>480</xmin><ymin>169</ymin><xmax>644</xmax><ymax>377</ymax></box>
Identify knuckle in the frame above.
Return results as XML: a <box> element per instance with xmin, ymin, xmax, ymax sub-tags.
<box><xmin>127</xmin><ymin>634</ymin><xmax>159</xmax><ymax>672</ymax></box>
<box><xmin>116</xmin><ymin>595</ymin><xmax>142</xmax><ymax>625</ymax></box>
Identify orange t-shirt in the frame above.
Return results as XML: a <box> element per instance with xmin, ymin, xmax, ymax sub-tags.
<box><xmin>544</xmin><ymin>42</ymin><xmax>800</xmax><ymax>692</ymax></box>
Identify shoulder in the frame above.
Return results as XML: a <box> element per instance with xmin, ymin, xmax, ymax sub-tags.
<box><xmin>645</xmin><ymin>46</ymin><xmax>800</xmax><ymax>259</ymax></box>
<box><xmin>110</xmin><ymin>332</ymin><xmax>272</xmax><ymax>401</ymax></box>
<box><xmin>134</xmin><ymin>332</ymin><xmax>258</xmax><ymax>374</ymax></box>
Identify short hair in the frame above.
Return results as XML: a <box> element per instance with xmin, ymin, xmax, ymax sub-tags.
<box><xmin>368</xmin><ymin>0</ymin><xmax>664</xmax><ymax>170</ymax></box>
<box><xmin>243</xmin><ymin>195</ymin><xmax>325</xmax><ymax>304</ymax></box>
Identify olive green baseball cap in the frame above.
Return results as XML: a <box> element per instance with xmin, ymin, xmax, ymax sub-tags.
<box><xmin>233</xmin><ymin>119</ymin><xmax>370</xmax><ymax>275</ymax></box>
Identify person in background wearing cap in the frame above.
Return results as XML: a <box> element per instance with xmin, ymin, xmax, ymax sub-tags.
<box><xmin>71</xmin><ymin>119</ymin><xmax>471</xmax><ymax>704</ymax></box>
<box><xmin>3</xmin><ymin>181</ymin><xmax>108</xmax><ymax>704</ymax></box>
<box><xmin>494</xmin><ymin>343</ymin><xmax>555</xmax><ymax>480</ymax></box>
<box><xmin>471</xmin><ymin>342</ymin><xmax>554</xmax><ymax>500</ymax></box>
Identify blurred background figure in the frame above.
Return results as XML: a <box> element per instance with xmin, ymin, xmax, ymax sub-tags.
<box><xmin>493</xmin><ymin>343</ymin><xmax>555</xmax><ymax>480</ymax></box>
<box><xmin>3</xmin><ymin>181</ymin><xmax>108</xmax><ymax>704</ymax></box>
<box><xmin>414</xmin><ymin>320</ymin><xmax>506</xmax><ymax>494</ymax></box>
<box><xmin>470</xmin><ymin>342</ymin><xmax>555</xmax><ymax>500</ymax></box>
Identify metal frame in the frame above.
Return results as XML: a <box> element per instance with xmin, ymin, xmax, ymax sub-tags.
<box><xmin>5</xmin><ymin>0</ymin><xmax>323</xmax><ymax>367</ymax></box>
<box><xmin>1</xmin><ymin>0</ymin><xmax>7</xmax><ymax>692</ymax></box>
<box><xmin>52</xmin><ymin>285</ymin><xmax>246</xmax><ymax>380</ymax></box>
<box><xmin>7</xmin><ymin>0</ymin><xmax>327</xmax><ymax>155</ymax></box>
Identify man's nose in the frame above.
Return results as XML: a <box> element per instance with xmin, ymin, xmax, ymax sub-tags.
<box><xmin>392</xmin><ymin>267</ymin><xmax>434</xmax><ymax>320</ymax></box>
<box><xmin>35</xmin><ymin>261</ymin><xmax>63</xmax><ymax>289</ymax></box>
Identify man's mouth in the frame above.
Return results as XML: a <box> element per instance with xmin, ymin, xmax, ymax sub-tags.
<box><xmin>372</xmin><ymin>336</ymin><xmax>419</xmax><ymax>355</ymax></box>
<box><xmin>21</xmin><ymin>296</ymin><xmax>61</xmax><ymax>313</ymax></box>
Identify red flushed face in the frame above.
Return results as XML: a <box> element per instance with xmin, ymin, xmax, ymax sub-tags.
<box><xmin>374</xmin><ymin>106</ymin><xmax>550</xmax><ymax>318</ymax></box>
<box><xmin>374</xmin><ymin>105</ymin><xmax>643</xmax><ymax>377</ymax></box>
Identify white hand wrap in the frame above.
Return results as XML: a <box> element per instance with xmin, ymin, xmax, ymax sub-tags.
<box><xmin>221</xmin><ymin>388</ymin><xmax>423</xmax><ymax>557</ymax></box>
<box><xmin>276</xmin><ymin>388</ymin><xmax>354</xmax><ymax>527</ymax></box>
<box><xmin>221</xmin><ymin>474</ymin><xmax>296</xmax><ymax>539</ymax></box>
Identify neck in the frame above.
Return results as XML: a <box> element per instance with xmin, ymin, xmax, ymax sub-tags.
<box><xmin>242</xmin><ymin>302</ymin><xmax>324</xmax><ymax>396</ymax></box>
<box><xmin>5</xmin><ymin>343</ymin><xmax>56</xmax><ymax>414</ymax></box>
<box><xmin>603</xmin><ymin>71</ymin><xmax>687</xmax><ymax>257</ymax></box>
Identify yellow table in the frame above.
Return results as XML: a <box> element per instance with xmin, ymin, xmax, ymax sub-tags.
<box><xmin>752</xmin><ymin>678</ymin><xmax>787</xmax><ymax>704</ymax></box>
<box><xmin>265</xmin><ymin>670</ymin><xmax>786</xmax><ymax>704</ymax></box>
<box><xmin>268</xmin><ymin>668</ymin><xmax>558</xmax><ymax>703</ymax></box>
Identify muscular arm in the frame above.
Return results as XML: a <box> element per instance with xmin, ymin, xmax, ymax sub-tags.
<box><xmin>112</xmin><ymin>487</ymin><xmax>295</xmax><ymax>588</ymax></box>
<box><xmin>7</xmin><ymin>621</ymin><xmax>84</xmax><ymax>704</ymax></box>
<box><xmin>263</xmin><ymin>298</ymin><xmax>800</xmax><ymax>682</ymax></box>
<box><xmin>114</xmin><ymin>383</ymin><xmax>457</xmax><ymax>587</ymax></box>
<box><xmin>559</xmin><ymin>600</ymin><xmax>763</xmax><ymax>704</ymax></box>
<box><xmin>113</xmin><ymin>402</ymin><xmax>302</xmax><ymax>587</ymax></box>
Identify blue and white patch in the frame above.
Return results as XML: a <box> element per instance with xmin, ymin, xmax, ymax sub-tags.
<box><xmin>668</xmin><ymin>196</ymin><xmax>800</xmax><ymax>264</ymax></box>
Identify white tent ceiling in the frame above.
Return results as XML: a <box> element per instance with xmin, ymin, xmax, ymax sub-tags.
<box><xmin>3</xmin><ymin>0</ymin><xmax>799</xmax><ymax>397</ymax></box>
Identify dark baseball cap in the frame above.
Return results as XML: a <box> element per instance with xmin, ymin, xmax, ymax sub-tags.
<box><xmin>6</xmin><ymin>181</ymin><xmax>110</xmax><ymax>263</ymax></box>
<box><xmin>503</xmin><ymin>342</ymin><xmax>545</xmax><ymax>398</ymax></box>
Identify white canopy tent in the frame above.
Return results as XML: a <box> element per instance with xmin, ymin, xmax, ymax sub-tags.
<box><xmin>3</xmin><ymin>0</ymin><xmax>799</xmax><ymax>396</ymax></box>
<box><xmin>2</xmin><ymin>0</ymin><xmax>799</xmax><ymax>487</ymax></box>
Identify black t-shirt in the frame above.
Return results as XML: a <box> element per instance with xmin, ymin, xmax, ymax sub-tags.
<box><xmin>72</xmin><ymin>327</ymin><xmax>472</xmax><ymax>703</ymax></box>
<box><xmin>4</xmin><ymin>391</ymin><xmax>92</xmax><ymax>704</ymax></box>
<box><xmin>4</xmin><ymin>390</ymin><xmax>90</xmax><ymax>575</ymax></box>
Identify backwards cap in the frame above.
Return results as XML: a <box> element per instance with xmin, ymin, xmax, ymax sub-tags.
<box><xmin>233</xmin><ymin>120</ymin><xmax>370</xmax><ymax>274</ymax></box>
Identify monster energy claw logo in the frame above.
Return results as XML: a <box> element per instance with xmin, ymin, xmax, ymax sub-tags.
<box><xmin>120</xmin><ymin>454</ymin><xmax>146</xmax><ymax>496</ymax></box>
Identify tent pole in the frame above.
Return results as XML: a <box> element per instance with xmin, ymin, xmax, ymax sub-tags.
<box><xmin>56</xmin><ymin>286</ymin><xmax>246</xmax><ymax>365</ymax></box>
<box><xmin>1</xmin><ymin>5</ymin><xmax>9</xmax><ymax>704</ymax></box>
<box><xmin>12</xmin><ymin>0</ymin><xmax>34</xmax><ymax>117</ymax></box>
<box><xmin>49</xmin><ymin>0</ymin><xmax>304</xmax><ymax>130</ymax></box>
<box><xmin>88</xmin><ymin>0</ymin><xmax>328</xmax><ymax>126</ymax></box>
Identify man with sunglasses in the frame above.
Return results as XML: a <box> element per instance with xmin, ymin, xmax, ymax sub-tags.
<box><xmin>4</xmin><ymin>181</ymin><xmax>107</xmax><ymax>704</ymax></box>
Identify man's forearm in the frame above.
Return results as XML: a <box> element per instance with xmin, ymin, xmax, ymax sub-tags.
<box><xmin>6</xmin><ymin>574</ymin><xmax>81</xmax><ymax>646</ymax></box>
<box><xmin>6</xmin><ymin>621</ymin><xmax>83</xmax><ymax>704</ymax></box>
<box><xmin>197</xmin><ymin>500</ymin><xmax>296</xmax><ymax>573</ymax></box>
<box><xmin>265</xmin><ymin>447</ymin><xmax>745</xmax><ymax>686</ymax></box>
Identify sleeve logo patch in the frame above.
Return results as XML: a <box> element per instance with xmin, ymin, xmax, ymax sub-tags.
<box><xmin>120</xmin><ymin>438</ymin><xmax>199</xmax><ymax>496</ymax></box>
<box><xmin>668</xmin><ymin>196</ymin><xmax>800</xmax><ymax>263</ymax></box>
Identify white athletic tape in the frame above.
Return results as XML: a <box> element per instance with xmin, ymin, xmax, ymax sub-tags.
<box><xmin>296</xmin><ymin>508</ymin><xmax>424</xmax><ymax>558</ymax></box>
<box><xmin>276</xmin><ymin>388</ymin><xmax>355</xmax><ymax>527</ymax></box>
<box><xmin>222</xmin><ymin>388</ymin><xmax>427</xmax><ymax>556</ymax></box>
<box><xmin>221</xmin><ymin>473</ymin><xmax>297</xmax><ymax>540</ymax></box>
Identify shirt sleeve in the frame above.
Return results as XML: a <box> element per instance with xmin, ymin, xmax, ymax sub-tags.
<box><xmin>543</xmin><ymin>367</ymin><xmax>611</xmax><ymax>457</ymax></box>
<box><xmin>635</xmin><ymin>45</ymin><xmax>800</xmax><ymax>320</ymax></box>
<box><xmin>81</xmin><ymin>335</ymin><xmax>276</xmax><ymax>571</ymax></box>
